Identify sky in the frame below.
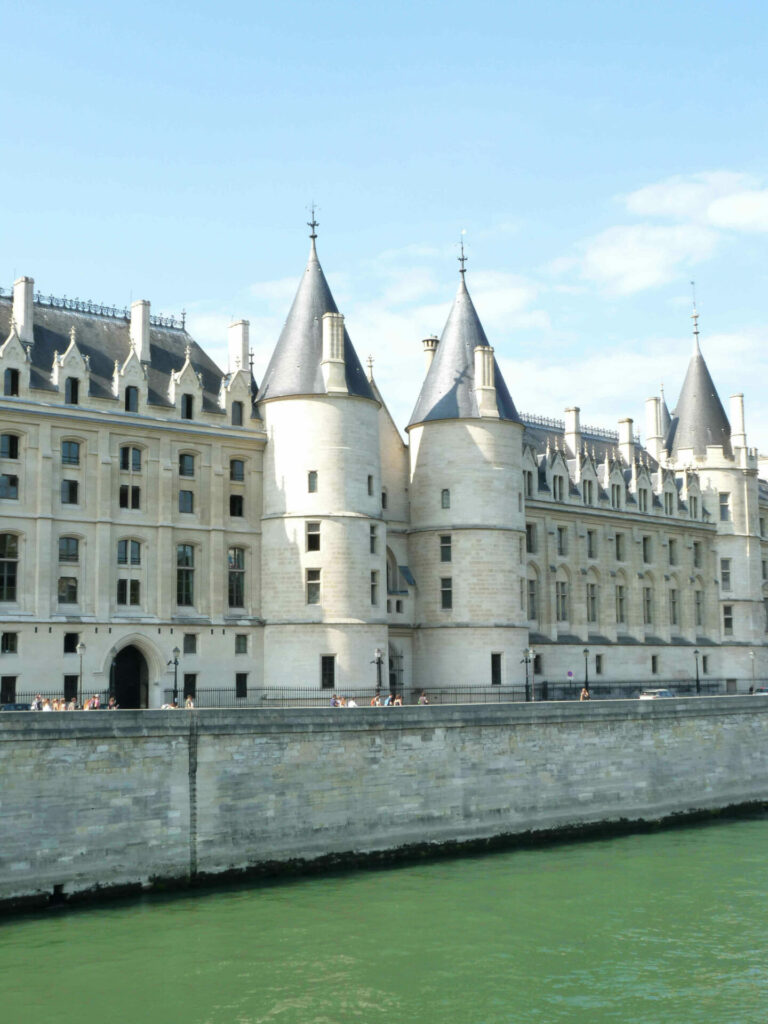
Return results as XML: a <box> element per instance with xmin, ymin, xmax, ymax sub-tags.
<box><xmin>2</xmin><ymin>1</ymin><xmax>768</xmax><ymax>447</ymax></box>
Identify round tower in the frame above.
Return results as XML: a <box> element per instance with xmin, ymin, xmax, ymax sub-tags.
<box><xmin>406</xmin><ymin>260</ymin><xmax>528</xmax><ymax>688</ymax></box>
<box><xmin>257</xmin><ymin>224</ymin><xmax>386</xmax><ymax>690</ymax></box>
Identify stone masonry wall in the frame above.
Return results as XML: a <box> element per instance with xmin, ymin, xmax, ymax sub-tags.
<box><xmin>1</xmin><ymin>697</ymin><xmax>767</xmax><ymax>910</ymax></box>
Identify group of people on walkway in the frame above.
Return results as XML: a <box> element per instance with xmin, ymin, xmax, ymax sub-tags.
<box><xmin>160</xmin><ymin>696</ymin><xmax>196</xmax><ymax>709</ymax></box>
<box><xmin>30</xmin><ymin>695</ymin><xmax>119</xmax><ymax>711</ymax></box>
<box><xmin>330</xmin><ymin>691</ymin><xmax>430</xmax><ymax>707</ymax></box>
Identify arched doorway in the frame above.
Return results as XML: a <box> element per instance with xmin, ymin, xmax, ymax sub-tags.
<box><xmin>110</xmin><ymin>645</ymin><xmax>149</xmax><ymax>709</ymax></box>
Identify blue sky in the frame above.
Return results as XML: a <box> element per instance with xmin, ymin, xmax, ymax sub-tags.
<box><xmin>2</xmin><ymin>1</ymin><xmax>768</xmax><ymax>445</ymax></box>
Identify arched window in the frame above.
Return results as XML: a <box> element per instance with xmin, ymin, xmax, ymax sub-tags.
<box><xmin>117</xmin><ymin>539</ymin><xmax>141</xmax><ymax>565</ymax></box>
<box><xmin>0</xmin><ymin>534</ymin><xmax>19</xmax><ymax>601</ymax></box>
<box><xmin>59</xmin><ymin>536</ymin><xmax>79</xmax><ymax>563</ymax></box>
<box><xmin>228</xmin><ymin>547</ymin><xmax>245</xmax><ymax>608</ymax></box>
<box><xmin>62</xmin><ymin>440</ymin><xmax>81</xmax><ymax>466</ymax></box>
<box><xmin>230</xmin><ymin>459</ymin><xmax>244</xmax><ymax>481</ymax></box>
<box><xmin>441</xmin><ymin>488</ymin><xmax>450</xmax><ymax>509</ymax></box>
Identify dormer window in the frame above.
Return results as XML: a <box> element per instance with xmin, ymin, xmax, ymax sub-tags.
<box><xmin>638</xmin><ymin>489</ymin><xmax>648</xmax><ymax>513</ymax></box>
<box><xmin>64</xmin><ymin>377</ymin><xmax>79</xmax><ymax>405</ymax></box>
<box><xmin>181</xmin><ymin>394</ymin><xmax>194</xmax><ymax>420</ymax></box>
<box><xmin>611</xmin><ymin>483</ymin><xmax>622</xmax><ymax>509</ymax></box>
<box><xmin>664</xmin><ymin>492</ymin><xmax>674</xmax><ymax>515</ymax></box>
<box><xmin>231</xmin><ymin>401</ymin><xmax>243</xmax><ymax>427</ymax></box>
<box><xmin>3</xmin><ymin>369</ymin><xmax>19</xmax><ymax>397</ymax></box>
<box><xmin>125</xmin><ymin>386</ymin><xmax>138</xmax><ymax>412</ymax></box>
<box><xmin>552</xmin><ymin>476</ymin><xmax>565</xmax><ymax>502</ymax></box>
<box><xmin>582</xmin><ymin>479</ymin><xmax>593</xmax><ymax>505</ymax></box>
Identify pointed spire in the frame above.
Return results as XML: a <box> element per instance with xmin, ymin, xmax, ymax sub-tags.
<box><xmin>256</xmin><ymin>224</ymin><xmax>374</xmax><ymax>403</ymax></box>
<box><xmin>407</xmin><ymin>262</ymin><xmax>520</xmax><ymax>427</ymax></box>
<box><xmin>458</xmin><ymin>231</ymin><xmax>467</xmax><ymax>278</ymax></box>
<box><xmin>691</xmin><ymin>281</ymin><xmax>700</xmax><ymax>354</ymax></box>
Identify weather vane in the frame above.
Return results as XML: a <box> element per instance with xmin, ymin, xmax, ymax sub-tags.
<box><xmin>307</xmin><ymin>202</ymin><xmax>319</xmax><ymax>240</ymax></box>
<box><xmin>458</xmin><ymin>229</ymin><xmax>467</xmax><ymax>277</ymax></box>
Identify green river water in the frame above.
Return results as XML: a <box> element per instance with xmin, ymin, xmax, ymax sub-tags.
<box><xmin>2</xmin><ymin>816</ymin><xmax>767</xmax><ymax>1024</ymax></box>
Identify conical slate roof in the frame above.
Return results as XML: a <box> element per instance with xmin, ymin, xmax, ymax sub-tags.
<box><xmin>407</xmin><ymin>274</ymin><xmax>520</xmax><ymax>427</ymax></box>
<box><xmin>665</xmin><ymin>337</ymin><xmax>731</xmax><ymax>458</ymax></box>
<box><xmin>256</xmin><ymin>239</ymin><xmax>374</xmax><ymax>403</ymax></box>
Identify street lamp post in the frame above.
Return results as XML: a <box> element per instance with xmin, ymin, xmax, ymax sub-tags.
<box><xmin>694</xmin><ymin>648</ymin><xmax>700</xmax><ymax>695</ymax></box>
<box><xmin>750</xmin><ymin>650</ymin><xmax>755</xmax><ymax>691</ymax></box>
<box><xmin>529</xmin><ymin>648</ymin><xmax>536</xmax><ymax>702</ymax></box>
<box><xmin>76</xmin><ymin>641</ymin><xmax>86</xmax><ymax>707</ymax></box>
<box><xmin>582</xmin><ymin>647</ymin><xmax>590</xmax><ymax>695</ymax></box>
<box><xmin>522</xmin><ymin>647</ymin><xmax>533</xmax><ymax>702</ymax></box>
<box><xmin>373</xmin><ymin>648</ymin><xmax>383</xmax><ymax>692</ymax></box>
<box><xmin>172</xmin><ymin>646</ymin><xmax>180</xmax><ymax>705</ymax></box>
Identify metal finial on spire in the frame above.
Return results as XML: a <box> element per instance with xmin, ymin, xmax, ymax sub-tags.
<box><xmin>307</xmin><ymin>202</ymin><xmax>319</xmax><ymax>241</ymax></box>
<box><xmin>458</xmin><ymin>229</ymin><xmax>467</xmax><ymax>277</ymax></box>
<box><xmin>690</xmin><ymin>280</ymin><xmax>700</xmax><ymax>351</ymax></box>
<box><xmin>366</xmin><ymin>354</ymin><xmax>374</xmax><ymax>380</ymax></box>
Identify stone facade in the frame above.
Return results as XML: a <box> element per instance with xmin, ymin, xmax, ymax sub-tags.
<box><xmin>1</xmin><ymin>241</ymin><xmax>767</xmax><ymax>706</ymax></box>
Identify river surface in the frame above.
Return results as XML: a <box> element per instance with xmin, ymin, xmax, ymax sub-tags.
<box><xmin>2</xmin><ymin>817</ymin><xmax>767</xmax><ymax>1023</ymax></box>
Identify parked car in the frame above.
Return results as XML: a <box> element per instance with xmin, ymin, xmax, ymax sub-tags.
<box><xmin>639</xmin><ymin>689</ymin><xmax>675</xmax><ymax>700</ymax></box>
<box><xmin>0</xmin><ymin>702</ymin><xmax>32</xmax><ymax>712</ymax></box>
<box><xmin>752</xmin><ymin>687</ymin><xmax>768</xmax><ymax>696</ymax></box>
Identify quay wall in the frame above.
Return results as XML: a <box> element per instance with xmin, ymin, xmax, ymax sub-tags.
<box><xmin>1</xmin><ymin>697</ymin><xmax>768</xmax><ymax>911</ymax></box>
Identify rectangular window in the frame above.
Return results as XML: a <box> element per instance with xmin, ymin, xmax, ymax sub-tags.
<box><xmin>229</xmin><ymin>494</ymin><xmax>244</xmax><ymax>517</ymax></box>
<box><xmin>63</xmin><ymin>675</ymin><xmax>78</xmax><ymax>701</ymax></box>
<box><xmin>664</xmin><ymin>491</ymin><xmax>674</xmax><ymax>515</ymax></box>
<box><xmin>61</xmin><ymin>479</ymin><xmax>78</xmax><ymax>504</ymax></box>
<box><xmin>527</xmin><ymin>578</ymin><xmax>537</xmax><ymax>620</ymax></box>
<box><xmin>65</xmin><ymin>377</ymin><xmax>79</xmax><ymax>405</ymax></box>
<box><xmin>308</xmin><ymin>470</ymin><xmax>318</xmax><ymax>493</ymax></box>
<box><xmin>4</xmin><ymin>369</ymin><xmax>19</xmax><ymax>397</ymax></box>
<box><xmin>638</xmin><ymin>489</ymin><xmax>648</xmax><ymax>512</ymax></box>
<box><xmin>381</xmin><ymin>490</ymin><xmax>388</xmax><ymax>510</ymax></box>
<box><xmin>615</xmin><ymin>533</ymin><xmax>625</xmax><ymax>561</ymax></box>
<box><xmin>235</xmin><ymin>672</ymin><xmax>248</xmax><ymax>699</ymax></box>
<box><xmin>763</xmin><ymin>560</ymin><xmax>768</xmax><ymax>582</ymax></box>
<box><xmin>557</xmin><ymin>526</ymin><xmax>567</xmax><ymax>556</ymax></box>
<box><xmin>183</xmin><ymin>633</ymin><xmax>197</xmax><ymax>655</ymax></box>
<box><xmin>1</xmin><ymin>632</ymin><xmax>18</xmax><ymax>654</ymax></box>
<box><xmin>0</xmin><ymin>474</ymin><xmax>19</xmax><ymax>500</ymax></box>
<box><xmin>587</xmin><ymin>530</ymin><xmax>597</xmax><ymax>559</ymax></box>
<box><xmin>0</xmin><ymin>676</ymin><xmax>17</xmax><ymax>703</ymax></box>
<box><xmin>723</xmin><ymin>604</ymin><xmax>734</xmax><ymax>635</ymax></box>
<box><xmin>491</xmin><ymin>652</ymin><xmax>502</xmax><ymax>686</ymax></box>
<box><xmin>119</xmin><ymin>446</ymin><xmax>141</xmax><ymax>472</ymax></box>
<box><xmin>183</xmin><ymin>673</ymin><xmax>197</xmax><ymax>699</ymax></box>
<box><xmin>306</xmin><ymin>568</ymin><xmax>321</xmax><ymax>604</ymax></box>
<box><xmin>615</xmin><ymin>585</ymin><xmax>626</xmax><ymax>624</ymax></box>
<box><xmin>320</xmin><ymin>655</ymin><xmax>335</xmax><ymax>690</ymax></box>
<box><xmin>583</xmin><ymin>479</ymin><xmax>593</xmax><ymax>505</ymax></box>
<box><xmin>524</xmin><ymin>470</ymin><xmax>533</xmax><ymax>497</ymax></box>
<box><xmin>695</xmin><ymin>590</ymin><xmax>703</xmax><ymax>627</ymax></box>
<box><xmin>0</xmin><ymin>534</ymin><xmax>18</xmax><ymax>601</ymax></box>
<box><xmin>611</xmin><ymin>483</ymin><xmax>622</xmax><ymax>509</ymax></box>
<box><xmin>231</xmin><ymin>401</ymin><xmax>243</xmax><ymax>426</ymax></box>
<box><xmin>556</xmin><ymin>580</ymin><xmax>568</xmax><ymax>622</ymax></box>
<box><xmin>176</xmin><ymin>544</ymin><xmax>195</xmax><ymax>607</ymax></box>
<box><xmin>119</xmin><ymin>484</ymin><xmax>140</xmax><ymax>509</ymax></box>
<box><xmin>230</xmin><ymin>459</ymin><xmax>245</xmax><ymax>481</ymax></box>
<box><xmin>117</xmin><ymin>539</ymin><xmax>141</xmax><ymax>565</ymax></box>
<box><xmin>369</xmin><ymin>525</ymin><xmax>377</xmax><ymax>554</ymax></box>
<box><xmin>235</xmin><ymin>634</ymin><xmax>248</xmax><ymax>654</ymax></box>
<box><xmin>719</xmin><ymin>492</ymin><xmax>731</xmax><ymax>522</ymax></box>
<box><xmin>228</xmin><ymin>547</ymin><xmax>245</xmax><ymax>608</ymax></box>
<box><xmin>642</xmin><ymin>536</ymin><xmax>652</xmax><ymax>563</ymax></box>
<box><xmin>367</xmin><ymin>475</ymin><xmax>373</xmax><ymax>496</ymax></box>
<box><xmin>668</xmin><ymin>539</ymin><xmax>678</xmax><ymax>565</ymax></box>
<box><xmin>64</xmin><ymin>632</ymin><xmax>79</xmax><ymax>654</ymax></box>
<box><xmin>370</xmin><ymin>570</ymin><xmax>379</xmax><ymax>605</ymax></box>
<box><xmin>179</xmin><ymin>453</ymin><xmax>195</xmax><ymax>477</ymax></box>
<box><xmin>720</xmin><ymin>558</ymin><xmax>731</xmax><ymax>591</ymax></box>
<box><xmin>125</xmin><ymin>386</ymin><xmax>138</xmax><ymax>412</ymax></box>
<box><xmin>702</xmin><ymin>654</ymin><xmax>709</xmax><ymax>674</ymax></box>
<box><xmin>179</xmin><ymin>490</ymin><xmax>194</xmax><ymax>514</ymax></box>
<box><xmin>761</xmin><ymin>517</ymin><xmax>766</xmax><ymax>537</ymax></box>
<box><xmin>61</xmin><ymin>441</ymin><xmax>80</xmax><ymax>466</ymax></box>
<box><xmin>643</xmin><ymin>587</ymin><xmax>653</xmax><ymax>625</ymax></box>
<box><xmin>441</xmin><ymin>488</ymin><xmax>451</xmax><ymax>509</ymax></box>
<box><xmin>58</xmin><ymin>577</ymin><xmax>78</xmax><ymax>604</ymax></box>
<box><xmin>651</xmin><ymin>655</ymin><xmax>658</xmax><ymax>675</ymax></box>
<box><xmin>181</xmin><ymin>394</ymin><xmax>194</xmax><ymax>420</ymax></box>
<box><xmin>586</xmin><ymin>582</ymin><xmax>598</xmax><ymax>623</ymax></box>
<box><xmin>693</xmin><ymin>541</ymin><xmax>702</xmax><ymax>569</ymax></box>
<box><xmin>441</xmin><ymin>577</ymin><xmax>452</xmax><ymax>610</ymax></box>
<box><xmin>525</xmin><ymin>523</ymin><xmax>537</xmax><ymax>554</ymax></box>
<box><xmin>306</xmin><ymin>522</ymin><xmax>321</xmax><ymax>552</ymax></box>
<box><xmin>595</xmin><ymin>654</ymin><xmax>603</xmax><ymax>675</ymax></box>
<box><xmin>0</xmin><ymin>434</ymin><xmax>19</xmax><ymax>459</ymax></box>
<box><xmin>669</xmin><ymin>589</ymin><xmax>679</xmax><ymax>626</ymax></box>
<box><xmin>440</xmin><ymin>535</ymin><xmax>452</xmax><ymax>562</ymax></box>
<box><xmin>58</xmin><ymin>536</ymin><xmax>79</xmax><ymax>563</ymax></box>
<box><xmin>116</xmin><ymin>579</ymin><xmax>140</xmax><ymax>605</ymax></box>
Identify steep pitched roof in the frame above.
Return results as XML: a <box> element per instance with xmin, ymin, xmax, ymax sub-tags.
<box><xmin>256</xmin><ymin>240</ymin><xmax>374</xmax><ymax>402</ymax></box>
<box><xmin>0</xmin><ymin>296</ymin><xmax>238</xmax><ymax>414</ymax></box>
<box><xmin>665</xmin><ymin>337</ymin><xmax>731</xmax><ymax>458</ymax></box>
<box><xmin>407</xmin><ymin>274</ymin><xmax>520</xmax><ymax>427</ymax></box>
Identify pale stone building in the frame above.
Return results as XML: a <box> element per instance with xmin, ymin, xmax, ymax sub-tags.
<box><xmin>1</xmin><ymin>229</ymin><xmax>767</xmax><ymax>706</ymax></box>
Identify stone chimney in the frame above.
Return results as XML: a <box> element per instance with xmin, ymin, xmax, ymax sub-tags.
<box><xmin>228</xmin><ymin>319</ymin><xmax>250</xmax><ymax>374</ymax></box>
<box><xmin>130</xmin><ymin>300</ymin><xmax>151</xmax><ymax>362</ymax></box>
<box><xmin>12</xmin><ymin>277</ymin><xmax>34</xmax><ymax>345</ymax></box>
<box><xmin>645</xmin><ymin>397</ymin><xmax>662</xmax><ymax>460</ymax></box>
<box><xmin>730</xmin><ymin>393</ymin><xmax>746</xmax><ymax>449</ymax></box>
<box><xmin>474</xmin><ymin>346</ymin><xmax>498</xmax><ymax>418</ymax></box>
<box><xmin>321</xmin><ymin>312</ymin><xmax>347</xmax><ymax>393</ymax></box>
<box><xmin>422</xmin><ymin>335</ymin><xmax>439</xmax><ymax>372</ymax></box>
<box><xmin>618</xmin><ymin>418</ymin><xmax>635</xmax><ymax>465</ymax></box>
<box><xmin>564</xmin><ymin>407</ymin><xmax>581</xmax><ymax>458</ymax></box>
